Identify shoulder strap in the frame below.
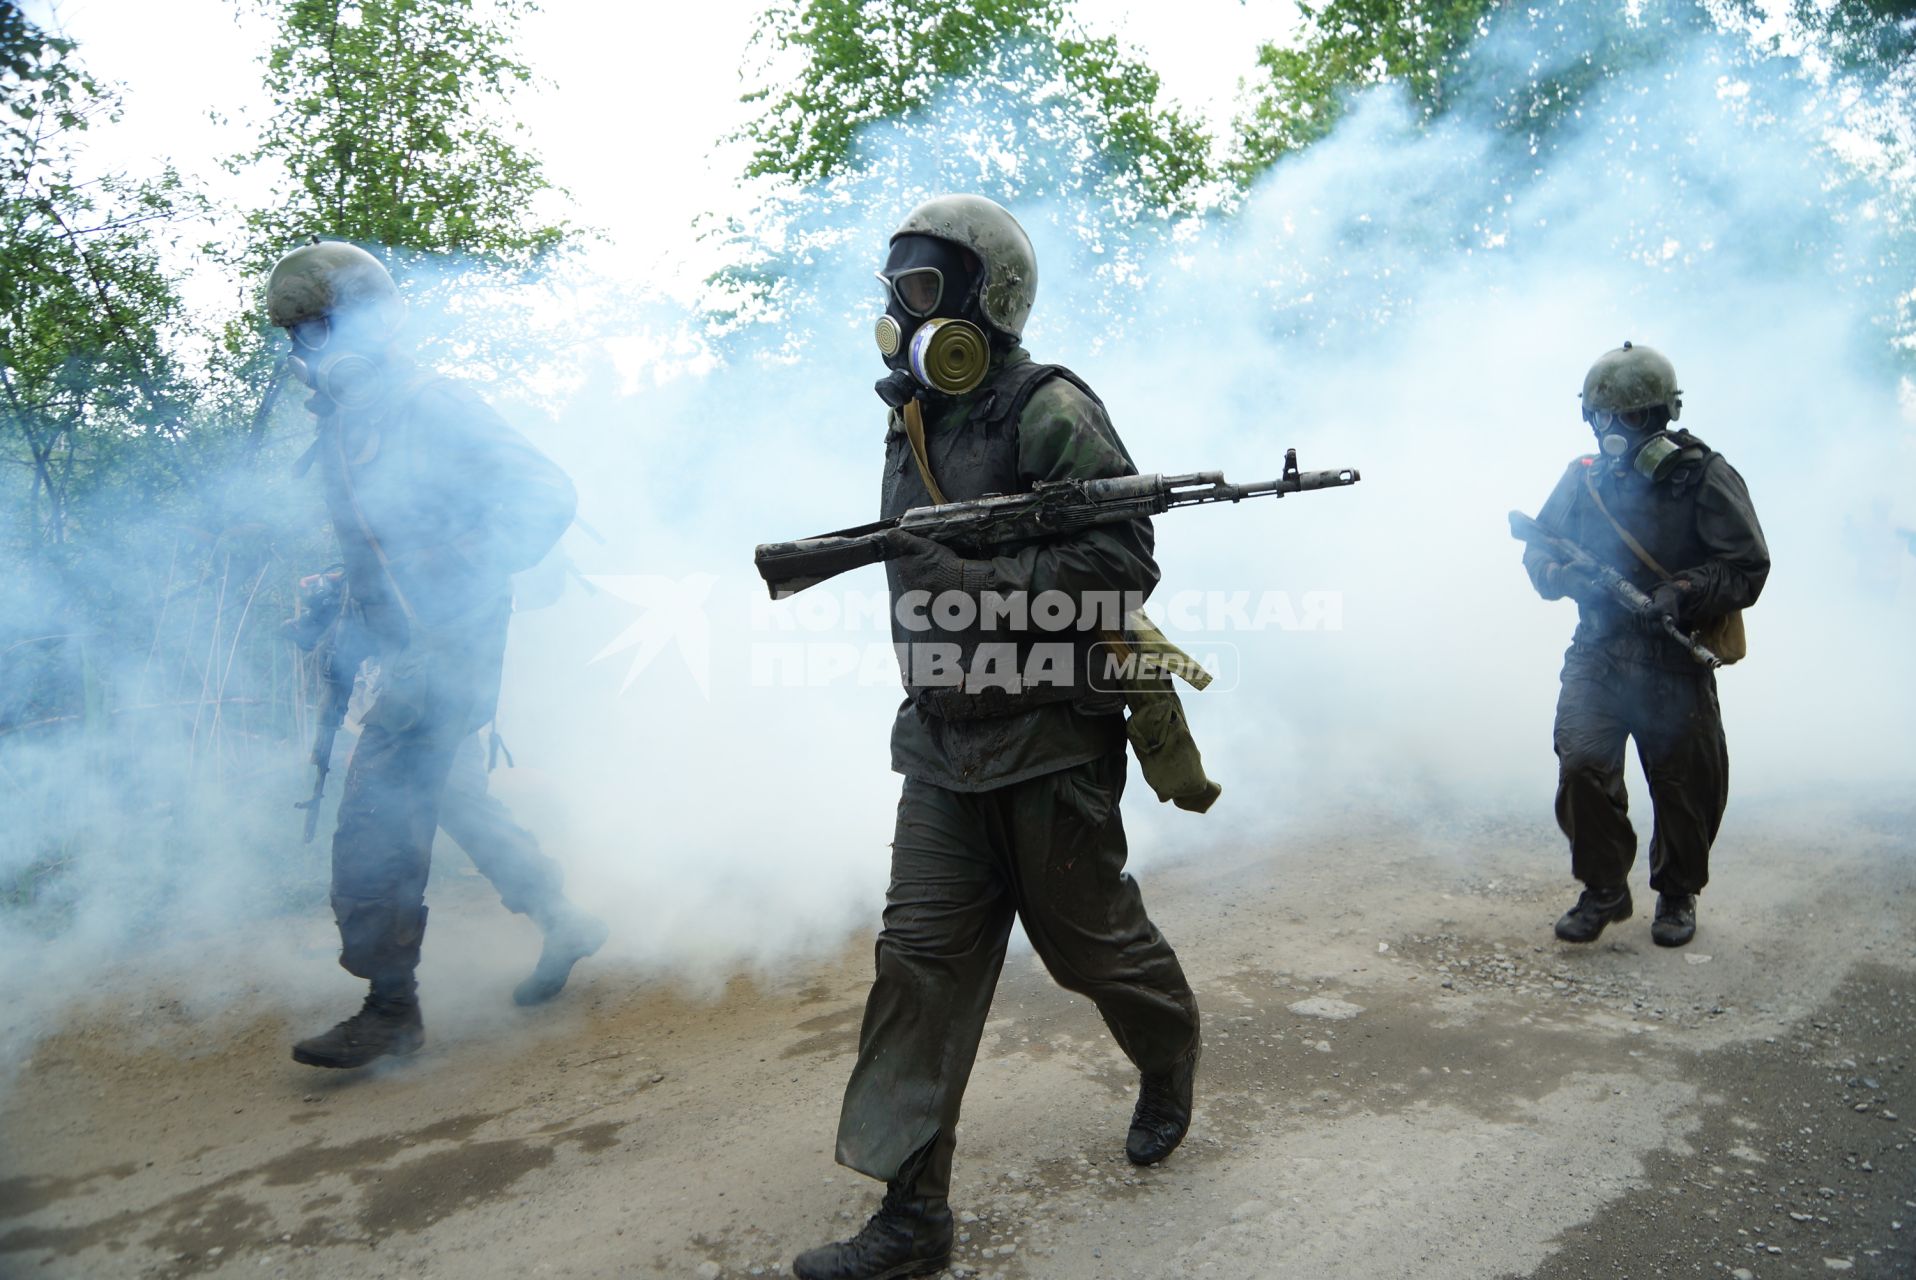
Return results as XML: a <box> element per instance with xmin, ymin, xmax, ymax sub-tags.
<box><xmin>331</xmin><ymin>422</ymin><xmax>421</xmax><ymax>624</ymax></box>
<box><xmin>1582</xmin><ymin>464</ymin><xmax>1672</xmax><ymax>579</ymax></box>
<box><xmin>907</xmin><ymin>362</ymin><xmax>1093</xmax><ymax>502</ymax></box>
<box><xmin>901</xmin><ymin>400</ymin><xmax>948</xmax><ymax>505</ymax></box>
<box><xmin>972</xmin><ymin>361</ymin><xmax>1102</xmax><ymax>433</ymax></box>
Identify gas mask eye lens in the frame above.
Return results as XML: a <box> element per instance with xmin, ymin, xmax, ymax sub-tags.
<box><xmin>290</xmin><ymin>317</ymin><xmax>331</xmax><ymax>351</ymax></box>
<box><xmin>876</xmin><ymin>268</ymin><xmax>944</xmax><ymax>318</ymax></box>
<box><xmin>894</xmin><ymin>268</ymin><xmax>942</xmax><ymax>316</ymax></box>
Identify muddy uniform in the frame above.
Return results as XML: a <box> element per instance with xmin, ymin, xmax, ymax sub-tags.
<box><xmin>835</xmin><ymin>349</ymin><xmax>1201</xmax><ymax>1203</ymax></box>
<box><xmin>306</xmin><ymin>374</ymin><xmax>575</xmax><ymax>990</ymax></box>
<box><xmin>1522</xmin><ymin>432</ymin><xmax>1769</xmax><ymax>897</ymax></box>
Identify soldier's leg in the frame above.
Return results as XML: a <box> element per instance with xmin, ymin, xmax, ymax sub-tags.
<box><xmin>295</xmin><ymin>712</ymin><xmax>463</xmax><ymax>1068</ymax></box>
<box><xmin>437</xmin><ymin>732</ymin><xmax>564</xmax><ymax>915</ymax></box>
<box><xmin>436</xmin><ymin>732</ymin><xmax>606</xmax><ymax>1005</ymax></box>
<box><xmin>1553</xmin><ymin>655</ymin><xmax>1637</xmax><ymax>890</ymax></box>
<box><xmin>1636</xmin><ymin>670</ymin><xmax>1727</xmax><ymax>946</ymax></box>
<box><xmin>1005</xmin><ymin>748</ymin><xmax>1200</xmax><ymax>1165</ymax></box>
<box><xmin>835</xmin><ymin>778</ymin><xmax>1015</xmax><ymax>1193</ymax></box>
<box><xmin>1007</xmin><ymin>749</ymin><xmax>1199</xmax><ymax>1075</ymax></box>
<box><xmin>799</xmin><ymin>781</ymin><xmax>1003</xmax><ymax>1279</ymax></box>
<box><xmin>329</xmin><ymin>715</ymin><xmax>463</xmax><ymax>990</ymax></box>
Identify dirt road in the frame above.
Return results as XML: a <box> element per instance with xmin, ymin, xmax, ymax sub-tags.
<box><xmin>3</xmin><ymin>803</ymin><xmax>1913</xmax><ymax>1279</ymax></box>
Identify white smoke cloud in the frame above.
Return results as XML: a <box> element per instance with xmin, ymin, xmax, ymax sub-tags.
<box><xmin>3</xmin><ymin>3</ymin><xmax>1912</xmax><ymax>1070</ymax></box>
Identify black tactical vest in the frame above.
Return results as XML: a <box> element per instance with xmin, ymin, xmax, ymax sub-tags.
<box><xmin>881</xmin><ymin>360</ymin><xmax>1120</xmax><ymax>720</ymax></box>
<box><xmin>1563</xmin><ymin>430</ymin><xmax>1722</xmax><ymax>655</ymax></box>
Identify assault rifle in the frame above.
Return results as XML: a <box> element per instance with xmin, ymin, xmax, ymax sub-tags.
<box><xmin>1507</xmin><ymin>510</ymin><xmax>1721</xmax><ymax>668</ymax></box>
<box><xmin>288</xmin><ymin>571</ymin><xmax>372</xmax><ymax>842</ymax></box>
<box><xmin>755</xmin><ymin>448</ymin><xmax>1362</xmax><ymax>598</ymax></box>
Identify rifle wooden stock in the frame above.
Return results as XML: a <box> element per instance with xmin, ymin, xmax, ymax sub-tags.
<box><xmin>754</xmin><ymin>524</ymin><xmax>897</xmax><ymax>600</ymax></box>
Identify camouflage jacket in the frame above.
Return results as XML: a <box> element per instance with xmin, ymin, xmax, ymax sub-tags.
<box><xmin>301</xmin><ymin>368</ymin><xmax>576</xmax><ymax>729</ymax></box>
<box><xmin>882</xmin><ymin>348</ymin><xmax>1158</xmax><ymax>791</ymax></box>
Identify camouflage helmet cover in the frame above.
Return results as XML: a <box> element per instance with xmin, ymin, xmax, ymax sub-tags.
<box><xmin>891</xmin><ymin>194</ymin><xmax>1038</xmax><ymax>339</ymax></box>
<box><xmin>1581</xmin><ymin>341</ymin><xmax>1682</xmax><ymax>421</ymax></box>
<box><xmin>265</xmin><ymin>241</ymin><xmax>401</xmax><ymax>330</ymax></box>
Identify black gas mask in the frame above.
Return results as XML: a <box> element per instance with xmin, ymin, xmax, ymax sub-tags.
<box><xmin>874</xmin><ymin>234</ymin><xmax>992</xmax><ymax>403</ymax></box>
<box><xmin>286</xmin><ymin>309</ymin><xmax>393</xmax><ymax>412</ymax></box>
<box><xmin>1586</xmin><ymin>406</ymin><xmax>1682</xmax><ymax>482</ymax></box>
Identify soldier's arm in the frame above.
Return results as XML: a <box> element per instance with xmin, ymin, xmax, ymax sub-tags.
<box><xmin>1523</xmin><ymin>461</ymin><xmax>1587</xmax><ymax>600</ymax></box>
<box><xmin>1674</xmin><ymin>457</ymin><xmax>1769</xmax><ymax>618</ymax></box>
<box><xmin>984</xmin><ymin>379</ymin><xmax>1161</xmax><ymax>602</ymax></box>
<box><xmin>424</xmin><ymin>385</ymin><xmax>580</xmax><ymax>576</ymax></box>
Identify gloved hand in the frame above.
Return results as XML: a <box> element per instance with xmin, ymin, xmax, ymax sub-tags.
<box><xmin>1637</xmin><ymin>579</ymin><xmax>1689</xmax><ymax>632</ymax></box>
<box><xmin>1540</xmin><ymin>560</ymin><xmax>1599</xmax><ymax>604</ymax></box>
<box><xmin>883</xmin><ymin>528</ymin><xmax>993</xmax><ymax>596</ymax></box>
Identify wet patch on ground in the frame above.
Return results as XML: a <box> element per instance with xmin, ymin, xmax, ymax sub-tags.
<box><xmin>0</xmin><ymin>1110</ymin><xmax>628</xmax><ymax>1276</ymax></box>
<box><xmin>1510</xmin><ymin>962</ymin><xmax>1916</xmax><ymax>1279</ymax></box>
<box><xmin>781</xmin><ymin>1004</ymin><xmax>864</xmax><ymax>1060</ymax></box>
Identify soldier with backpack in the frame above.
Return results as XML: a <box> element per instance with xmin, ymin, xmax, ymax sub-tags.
<box><xmin>265</xmin><ymin>241</ymin><xmax>607</xmax><ymax>1069</ymax></box>
<box><xmin>1520</xmin><ymin>341</ymin><xmax>1770</xmax><ymax>949</ymax></box>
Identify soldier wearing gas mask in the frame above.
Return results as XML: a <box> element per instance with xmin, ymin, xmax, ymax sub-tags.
<box><xmin>265</xmin><ymin>241</ymin><xmax>607</xmax><ymax>1069</ymax></box>
<box><xmin>791</xmin><ymin>196</ymin><xmax>1201</xmax><ymax>1280</ymax></box>
<box><xmin>1521</xmin><ymin>342</ymin><xmax>1769</xmax><ymax>949</ymax></box>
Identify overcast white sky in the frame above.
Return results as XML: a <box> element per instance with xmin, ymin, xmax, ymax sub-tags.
<box><xmin>25</xmin><ymin>0</ymin><xmax>1295</xmax><ymax>303</ymax></box>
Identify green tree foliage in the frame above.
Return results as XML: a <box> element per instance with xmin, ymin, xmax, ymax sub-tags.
<box><xmin>714</xmin><ymin>0</ymin><xmax>1217</xmax><ymax>331</ymax></box>
<box><xmin>234</xmin><ymin>0</ymin><xmax>568</xmax><ymax>272</ymax></box>
<box><xmin>1711</xmin><ymin>0</ymin><xmax>1916</xmax><ymax>355</ymax></box>
<box><xmin>0</xmin><ymin>7</ymin><xmax>197</xmax><ymax>552</ymax></box>
<box><xmin>220</xmin><ymin>0</ymin><xmax>584</xmax><ymax>438</ymax></box>
<box><xmin>1780</xmin><ymin>1</ymin><xmax>1914</xmax><ymax>349</ymax></box>
<box><xmin>1231</xmin><ymin>0</ymin><xmax>1497</xmax><ymax>182</ymax></box>
<box><xmin>738</xmin><ymin>0</ymin><xmax>1214</xmax><ymax>211</ymax></box>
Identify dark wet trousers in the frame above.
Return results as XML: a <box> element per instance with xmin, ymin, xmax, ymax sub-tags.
<box><xmin>835</xmin><ymin>748</ymin><xmax>1200</xmax><ymax>1198</ymax></box>
<box><xmin>1553</xmin><ymin>645</ymin><xmax>1729</xmax><ymax>897</ymax></box>
<box><xmin>331</xmin><ymin>721</ymin><xmax>565</xmax><ymax>988</ymax></box>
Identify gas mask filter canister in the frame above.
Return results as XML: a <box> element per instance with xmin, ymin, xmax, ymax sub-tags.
<box><xmin>1599</xmin><ymin>426</ymin><xmax>1681</xmax><ymax>482</ymax></box>
<box><xmin>292</xmin><ymin>349</ymin><xmax>386</xmax><ymax>411</ymax></box>
<box><xmin>906</xmin><ymin>317</ymin><xmax>990</xmax><ymax>396</ymax></box>
<box><xmin>1630</xmin><ymin>432</ymin><xmax>1681</xmax><ymax>482</ymax></box>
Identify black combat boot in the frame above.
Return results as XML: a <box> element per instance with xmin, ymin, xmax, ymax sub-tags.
<box><xmin>790</xmin><ymin>1181</ymin><xmax>953</xmax><ymax>1280</ymax></box>
<box><xmin>1127</xmin><ymin>1044</ymin><xmax>1199</xmax><ymax>1166</ymax></box>
<box><xmin>1651</xmin><ymin>892</ymin><xmax>1696</xmax><ymax>948</ymax></box>
<box><xmin>513</xmin><ymin>905</ymin><xmax>610</xmax><ymax>1006</ymax></box>
<box><xmin>1554</xmin><ymin>885</ymin><xmax>1633</xmax><ymax>943</ymax></box>
<box><xmin>291</xmin><ymin>986</ymin><xmax>423</xmax><ymax>1068</ymax></box>
<box><xmin>795</xmin><ymin>1137</ymin><xmax>952</xmax><ymax>1280</ymax></box>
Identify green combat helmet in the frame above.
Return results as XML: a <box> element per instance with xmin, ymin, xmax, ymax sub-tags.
<box><xmin>265</xmin><ymin>242</ymin><xmax>404</xmax><ymax>409</ymax></box>
<box><xmin>892</xmin><ymin>194</ymin><xmax>1038</xmax><ymax>340</ymax></box>
<box><xmin>1581</xmin><ymin>340</ymin><xmax>1682</xmax><ymax>422</ymax></box>
<box><xmin>265</xmin><ymin>241</ymin><xmax>402</xmax><ymax>336</ymax></box>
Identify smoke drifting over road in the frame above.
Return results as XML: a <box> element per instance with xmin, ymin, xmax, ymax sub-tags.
<box><xmin>1</xmin><ymin>4</ymin><xmax>1910</xmax><ymax>1065</ymax></box>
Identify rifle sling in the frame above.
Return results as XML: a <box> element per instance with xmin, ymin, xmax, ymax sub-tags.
<box><xmin>901</xmin><ymin>400</ymin><xmax>948</xmax><ymax>505</ymax></box>
<box><xmin>900</xmin><ymin>389</ymin><xmax>1219</xmax><ymax>809</ymax></box>
<box><xmin>1582</xmin><ymin>465</ymin><xmax>1673</xmax><ymax>579</ymax></box>
<box><xmin>332</xmin><ymin>416</ymin><xmax>421</xmax><ymax>626</ymax></box>
<box><xmin>901</xmin><ymin>395</ymin><xmax>1176</xmax><ymax>675</ymax></box>
<box><xmin>901</xmin><ymin>397</ymin><xmax>1139</xmax><ymax>653</ymax></box>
